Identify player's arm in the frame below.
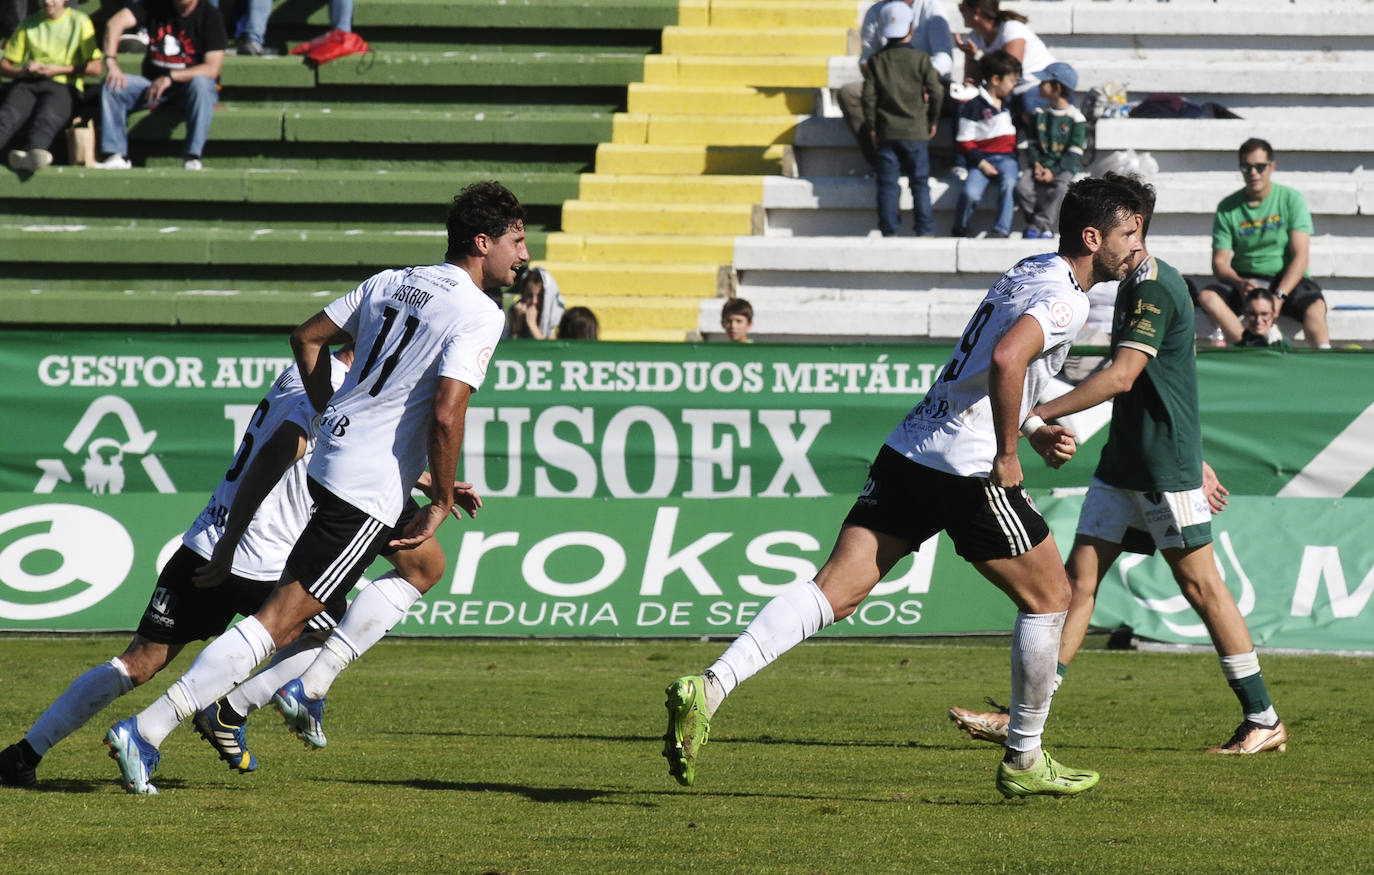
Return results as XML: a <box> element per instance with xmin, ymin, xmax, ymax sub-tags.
<box><xmin>390</xmin><ymin>377</ymin><xmax>471</xmax><ymax>549</ymax></box>
<box><xmin>1274</xmin><ymin>229</ymin><xmax>1310</xmax><ymax>299</ymax></box>
<box><xmin>193</xmin><ymin>423</ymin><xmax>309</xmax><ymax>588</ymax></box>
<box><xmin>100</xmin><ymin>7</ymin><xmax>136</xmax><ymax>90</ymax></box>
<box><xmin>987</xmin><ymin>314</ymin><xmax>1047</xmax><ymax>487</ymax></box>
<box><xmin>290</xmin><ymin>310</ymin><xmax>351</xmax><ymax>412</ymax></box>
<box><xmin>1031</xmin><ymin>346</ymin><xmax>1150</xmax><ymax>423</ymax></box>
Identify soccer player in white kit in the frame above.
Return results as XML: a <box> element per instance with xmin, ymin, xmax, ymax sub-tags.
<box><xmin>0</xmin><ymin>352</ymin><xmax>356</xmax><ymax>786</ymax></box>
<box><xmin>663</xmin><ymin>176</ymin><xmax>1145</xmax><ymax>797</ymax></box>
<box><xmin>105</xmin><ymin>182</ymin><xmax>522</xmax><ymax>794</ymax></box>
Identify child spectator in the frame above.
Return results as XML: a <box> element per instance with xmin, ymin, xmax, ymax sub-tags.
<box><xmin>1</xmin><ymin>0</ymin><xmax>103</xmax><ymax>173</ymax></box>
<box><xmin>1015</xmin><ymin>62</ymin><xmax>1085</xmax><ymax>239</ymax></box>
<box><xmin>861</xmin><ymin>1</ymin><xmax>943</xmax><ymax>237</ymax></box>
<box><xmin>952</xmin><ymin>49</ymin><xmax>1020</xmax><ymax>238</ymax></box>
<box><xmin>506</xmin><ymin>266</ymin><xmax>565</xmax><ymax>339</ymax></box>
<box><xmin>557</xmin><ymin>306</ymin><xmax>599</xmax><ymax>340</ymax></box>
<box><xmin>1235</xmin><ymin>288</ymin><xmax>1289</xmax><ymax>349</ymax></box>
<box><xmin>721</xmin><ymin>297</ymin><xmax>753</xmax><ymax>343</ymax></box>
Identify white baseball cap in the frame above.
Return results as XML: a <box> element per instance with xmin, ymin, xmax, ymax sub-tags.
<box><xmin>881</xmin><ymin>1</ymin><xmax>914</xmax><ymax>39</ymax></box>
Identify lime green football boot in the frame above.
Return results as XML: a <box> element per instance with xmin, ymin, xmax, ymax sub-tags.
<box><xmin>996</xmin><ymin>750</ymin><xmax>1099</xmax><ymax>798</ymax></box>
<box><xmin>662</xmin><ymin>675</ymin><xmax>711</xmax><ymax>787</ymax></box>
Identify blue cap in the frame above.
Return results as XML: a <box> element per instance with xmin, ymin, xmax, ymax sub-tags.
<box><xmin>1037</xmin><ymin>61</ymin><xmax>1078</xmax><ymax>91</ymax></box>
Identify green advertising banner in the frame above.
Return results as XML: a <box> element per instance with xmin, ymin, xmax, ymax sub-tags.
<box><xmin>1</xmin><ymin>330</ymin><xmax>1372</xmax><ymax>649</ymax></box>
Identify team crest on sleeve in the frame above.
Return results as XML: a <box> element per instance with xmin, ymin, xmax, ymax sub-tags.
<box><xmin>477</xmin><ymin>347</ymin><xmax>493</xmax><ymax>374</ymax></box>
<box><xmin>1051</xmin><ymin>301</ymin><xmax>1075</xmax><ymax>328</ymax></box>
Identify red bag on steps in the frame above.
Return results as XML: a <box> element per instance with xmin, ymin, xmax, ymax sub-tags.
<box><xmin>290</xmin><ymin>29</ymin><xmax>370</xmax><ymax>64</ymax></box>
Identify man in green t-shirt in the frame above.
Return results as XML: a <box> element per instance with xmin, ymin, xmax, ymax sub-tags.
<box><xmin>949</xmin><ymin>173</ymin><xmax>1287</xmax><ymax>756</ymax></box>
<box><xmin>1195</xmin><ymin>137</ymin><xmax>1330</xmax><ymax>349</ymax></box>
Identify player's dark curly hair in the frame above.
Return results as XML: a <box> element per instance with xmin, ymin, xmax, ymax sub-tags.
<box><xmin>445</xmin><ymin>181</ymin><xmax>525</xmax><ymax>259</ymax></box>
<box><xmin>1057</xmin><ymin>176</ymin><xmax>1144</xmax><ymax>256</ymax></box>
<box><xmin>1103</xmin><ymin>171</ymin><xmax>1156</xmax><ymax>238</ymax></box>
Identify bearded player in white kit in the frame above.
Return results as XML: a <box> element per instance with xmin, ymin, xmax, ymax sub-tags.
<box><xmin>662</xmin><ymin>176</ymin><xmax>1145</xmax><ymax>798</ymax></box>
<box><xmin>106</xmin><ymin>181</ymin><xmax>523</xmax><ymax>794</ymax></box>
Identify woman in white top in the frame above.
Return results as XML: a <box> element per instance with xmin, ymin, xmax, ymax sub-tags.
<box><xmin>954</xmin><ymin>0</ymin><xmax>1058</xmax><ymax>128</ymax></box>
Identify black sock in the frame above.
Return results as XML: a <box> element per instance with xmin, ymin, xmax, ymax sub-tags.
<box><xmin>16</xmin><ymin>738</ymin><xmax>41</xmax><ymax>766</ymax></box>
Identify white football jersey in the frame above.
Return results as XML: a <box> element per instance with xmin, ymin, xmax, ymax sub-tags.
<box><xmin>183</xmin><ymin>361</ymin><xmax>346</xmax><ymax>580</ymax></box>
<box><xmin>309</xmin><ymin>262</ymin><xmax>505</xmax><ymax>525</ymax></box>
<box><xmin>886</xmin><ymin>253</ymin><xmax>1089</xmax><ymax>477</ymax></box>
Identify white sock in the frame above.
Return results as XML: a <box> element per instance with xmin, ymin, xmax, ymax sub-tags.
<box><xmin>298</xmin><ymin>572</ymin><xmax>421</xmax><ymax>700</ymax></box>
<box><xmin>704</xmin><ymin>580</ymin><xmax>834</xmax><ymax>714</ymax></box>
<box><xmin>227</xmin><ymin>637</ymin><xmax>324</xmax><ymax>715</ymax></box>
<box><xmin>1006</xmin><ymin>611</ymin><xmax>1067</xmax><ymax>760</ymax></box>
<box><xmin>25</xmin><ymin>658</ymin><xmax>135</xmax><ymax>756</ymax></box>
<box><xmin>137</xmin><ymin>616</ymin><xmax>276</xmax><ymax>747</ymax></box>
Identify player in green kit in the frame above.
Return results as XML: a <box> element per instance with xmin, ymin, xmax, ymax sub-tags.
<box><xmin>948</xmin><ymin>173</ymin><xmax>1286</xmax><ymax>755</ymax></box>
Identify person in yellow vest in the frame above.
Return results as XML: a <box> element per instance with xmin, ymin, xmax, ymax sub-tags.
<box><xmin>0</xmin><ymin>0</ymin><xmax>103</xmax><ymax>172</ymax></box>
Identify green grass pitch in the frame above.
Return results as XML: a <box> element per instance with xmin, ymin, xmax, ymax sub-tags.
<box><xmin>0</xmin><ymin>635</ymin><xmax>1369</xmax><ymax>873</ymax></box>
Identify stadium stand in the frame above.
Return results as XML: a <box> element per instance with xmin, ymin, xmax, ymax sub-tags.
<box><xmin>0</xmin><ymin>0</ymin><xmax>674</xmax><ymax>327</ymax></box>
<box><xmin>3</xmin><ymin>0</ymin><xmax>1370</xmax><ymax>345</ymax></box>
<box><xmin>703</xmin><ymin>0</ymin><xmax>1374</xmax><ymax>345</ymax></box>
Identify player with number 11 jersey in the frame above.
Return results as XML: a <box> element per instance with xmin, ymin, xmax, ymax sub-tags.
<box><xmin>309</xmin><ymin>263</ymin><xmax>504</xmax><ymax>528</ymax></box>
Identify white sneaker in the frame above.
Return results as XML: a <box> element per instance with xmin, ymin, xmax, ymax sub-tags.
<box><xmin>26</xmin><ymin>149</ymin><xmax>53</xmax><ymax>171</ymax></box>
<box><xmin>6</xmin><ymin>150</ymin><xmax>25</xmax><ymax>171</ymax></box>
<box><xmin>183</xmin><ymin>157</ymin><xmax>204</xmax><ymax>171</ymax></box>
<box><xmin>95</xmin><ymin>154</ymin><xmax>133</xmax><ymax>170</ymax></box>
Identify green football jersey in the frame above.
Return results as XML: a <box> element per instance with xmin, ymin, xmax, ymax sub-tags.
<box><xmin>1094</xmin><ymin>255</ymin><xmax>1204</xmax><ymax>492</ymax></box>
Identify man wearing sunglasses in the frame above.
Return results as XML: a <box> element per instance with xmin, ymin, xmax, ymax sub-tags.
<box><xmin>1193</xmin><ymin>137</ymin><xmax>1330</xmax><ymax>349</ymax></box>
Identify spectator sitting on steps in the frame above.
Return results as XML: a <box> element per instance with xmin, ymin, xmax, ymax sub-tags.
<box><xmin>1194</xmin><ymin>137</ymin><xmax>1330</xmax><ymax>350</ymax></box>
<box><xmin>95</xmin><ymin>0</ymin><xmax>226</xmax><ymax>171</ymax></box>
<box><xmin>506</xmin><ymin>266</ymin><xmax>565</xmax><ymax>340</ymax></box>
<box><xmin>0</xmin><ymin>0</ymin><xmax>103</xmax><ymax>173</ymax></box>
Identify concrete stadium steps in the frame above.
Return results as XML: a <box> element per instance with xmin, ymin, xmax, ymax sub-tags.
<box><xmin>827</xmin><ymin>51</ymin><xmax>1374</xmax><ymax>107</ymax></box>
<box><xmin>679</xmin><ymin>0</ymin><xmax>861</xmax><ymax>29</ymax></box>
<box><xmin>0</xmin><ymin>285</ymin><xmax>342</xmax><ymax>327</ymax></box>
<box><xmin>0</xmin><ymin>221</ymin><xmax>548</xmax><ymax>266</ymax></box>
<box><xmin>593</xmin><ymin>143</ymin><xmax>793</xmax><ymax>175</ymax></box>
<box><xmin>699</xmin><ymin>284</ymin><xmax>1374</xmax><ymax>344</ymax></box>
<box><xmin>612</xmin><ymin>112</ymin><xmax>805</xmax><ymax>146</ymax></box>
<box><xmin>793</xmin><ymin>109</ymin><xmax>1374</xmax><ymax>176</ymax></box>
<box><xmin>307</xmin><ymin>50</ymin><xmax>650</xmax><ymax>89</ymax></box>
<box><xmin>112</xmin><ymin>102</ymin><xmax>616</xmax><ymax>146</ymax></box>
<box><xmin>545</xmin><ymin>232</ymin><xmax>736</xmax><ymax>265</ymax></box>
<box><xmin>561</xmin><ymin>200</ymin><xmax>761</xmax><ymax>235</ymax></box>
<box><xmin>551</xmin><ymin>1</ymin><xmax>856</xmax><ymax>340</ymax></box>
<box><xmin>577</xmin><ymin>173</ymin><xmax>765</xmax><ymax>204</ymax></box>
<box><xmin>760</xmin><ymin>172</ymin><xmax>1374</xmax><ymax>238</ymax></box>
<box><xmin>627</xmin><ymin>83</ymin><xmax>816</xmax><ymax>116</ymax></box>
<box><xmin>537</xmin><ymin>261</ymin><xmax>724</xmax><ymax>298</ymax></box>
<box><xmin>733</xmin><ymin>235</ymin><xmax>1374</xmax><ymax>285</ymax></box>
<box><xmin>75</xmin><ymin>0</ymin><xmax>682</xmax><ymax>30</ymax></box>
<box><xmin>646</xmin><ymin>55</ymin><xmax>835</xmax><ymax>87</ymax></box>
<box><xmin>0</xmin><ymin>167</ymin><xmax>579</xmax><ymax>206</ymax></box>
<box><xmin>560</xmin><ymin>294</ymin><xmax>703</xmax><ymax>333</ymax></box>
<box><xmin>660</xmin><ymin>27</ymin><xmax>856</xmax><ymax>57</ymax></box>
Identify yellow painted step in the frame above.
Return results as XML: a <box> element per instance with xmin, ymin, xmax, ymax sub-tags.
<box><xmin>546</xmin><ymin>232</ymin><xmax>737</xmax><ymax>264</ymax></box>
<box><xmin>563</xmin><ymin>295</ymin><xmax>702</xmax><ymax>333</ymax></box>
<box><xmin>662</xmin><ymin>27</ymin><xmax>856</xmax><ymax>57</ymax></box>
<box><xmin>613</xmin><ymin>113</ymin><xmax>800</xmax><ymax>147</ymax></box>
<box><xmin>562</xmin><ymin>200</ymin><xmax>761</xmax><ymax>236</ymax></box>
<box><xmin>594</xmin><ymin>143</ymin><xmax>792</xmax><ymax>176</ymax></box>
<box><xmin>537</xmin><ymin>261</ymin><xmax>723</xmax><ymax>298</ymax></box>
<box><xmin>645</xmin><ymin>54</ymin><xmax>833</xmax><ymax>88</ymax></box>
<box><xmin>578</xmin><ymin>174</ymin><xmax>764</xmax><ymax>204</ymax></box>
<box><xmin>705</xmin><ymin>0</ymin><xmax>860</xmax><ymax>29</ymax></box>
<box><xmin>627</xmin><ymin>83</ymin><xmax>815</xmax><ymax>116</ymax></box>
<box><xmin>598</xmin><ymin>327</ymin><xmax>701</xmax><ymax>342</ymax></box>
